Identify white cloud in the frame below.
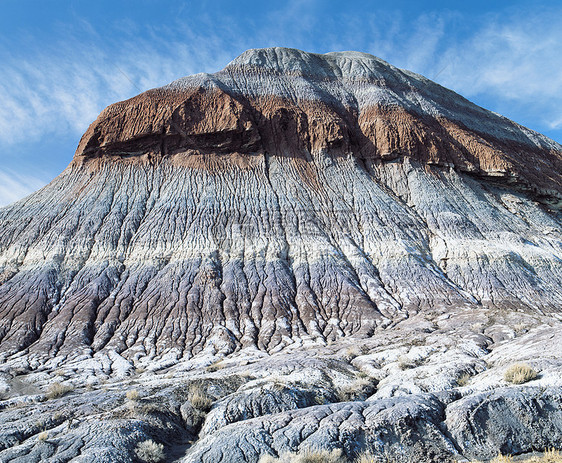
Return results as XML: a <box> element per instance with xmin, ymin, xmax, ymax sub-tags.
<box><xmin>357</xmin><ymin>8</ymin><xmax>562</xmax><ymax>136</ymax></box>
<box><xmin>1</xmin><ymin>7</ymin><xmax>558</xmax><ymax>154</ymax></box>
<box><xmin>0</xmin><ymin>27</ymin><xmax>236</xmax><ymax>150</ymax></box>
<box><xmin>437</xmin><ymin>10</ymin><xmax>562</xmax><ymax>104</ymax></box>
<box><xmin>0</xmin><ymin>169</ymin><xmax>48</xmax><ymax>208</ymax></box>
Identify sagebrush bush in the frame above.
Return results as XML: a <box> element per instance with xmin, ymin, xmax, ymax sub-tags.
<box><xmin>354</xmin><ymin>451</ymin><xmax>375</xmax><ymax>463</ymax></box>
<box><xmin>354</xmin><ymin>449</ymin><xmax>397</xmax><ymax>463</ymax></box>
<box><xmin>46</xmin><ymin>382</ymin><xmax>73</xmax><ymax>399</ymax></box>
<box><xmin>470</xmin><ymin>448</ymin><xmax>562</xmax><ymax>463</ymax></box>
<box><xmin>343</xmin><ymin>346</ymin><xmax>361</xmax><ymax>361</ymax></box>
<box><xmin>526</xmin><ymin>448</ymin><xmax>562</xmax><ymax>463</ymax></box>
<box><xmin>135</xmin><ymin>439</ymin><xmax>165</xmax><ymax>463</ymax></box>
<box><xmin>206</xmin><ymin>360</ymin><xmax>225</xmax><ymax>372</ymax></box>
<box><xmin>126</xmin><ymin>389</ymin><xmax>140</xmax><ymax>401</ymax></box>
<box><xmin>397</xmin><ymin>356</ymin><xmax>420</xmax><ymax>370</ymax></box>
<box><xmin>188</xmin><ymin>383</ymin><xmax>213</xmax><ymax>411</ymax></box>
<box><xmin>456</xmin><ymin>373</ymin><xmax>472</xmax><ymax>387</ymax></box>
<box><xmin>504</xmin><ymin>363</ymin><xmax>538</xmax><ymax>384</ymax></box>
<box><xmin>259</xmin><ymin>448</ymin><xmax>345</xmax><ymax>463</ymax></box>
<box><xmin>337</xmin><ymin>378</ymin><xmax>375</xmax><ymax>402</ymax></box>
<box><xmin>541</xmin><ymin>448</ymin><xmax>562</xmax><ymax>463</ymax></box>
<box><xmin>490</xmin><ymin>455</ymin><xmax>514</xmax><ymax>463</ymax></box>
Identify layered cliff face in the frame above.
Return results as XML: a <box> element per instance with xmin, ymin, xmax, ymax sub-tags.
<box><xmin>1</xmin><ymin>47</ymin><xmax>562</xmax><ymax>365</ymax></box>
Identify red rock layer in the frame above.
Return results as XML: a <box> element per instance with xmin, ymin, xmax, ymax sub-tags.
<box><xmin>74</xmin><ymin>86</ymin><xmax>562</xmax><ymax>201</ymax></box>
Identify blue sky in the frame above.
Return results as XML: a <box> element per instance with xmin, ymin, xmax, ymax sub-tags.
<box><xmin>1</xmin><ymin>0</ymin><xmax>562</xmax><ymax>206</ymax></box>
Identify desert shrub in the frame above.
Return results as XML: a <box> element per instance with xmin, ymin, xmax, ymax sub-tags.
<box><xmin>270</xmin><ymin>379</ymin><xmax>287</xmax><ymax>392</ymax></box>
<box><xmin>313</xmin><ymin>391</ymin><xmax>328</xmax><ymax>405</ymax></box>
<box><xmin>354</xmin><ymin>451</ymin><xmax>375</xmax><ymax>463</ymax></box>
<box><xmin>456</xmin><ymin>373</ymin><xmax>472</xmax><ymax>387</ymax></box>
<box><xmin>206</xmin><ymin>360</ymin><xmax>225</xmax><ymax>372</ymax></box>
<box><xmin>526</xmin><ymin>448</ymin><xmax>562</xmax><ymax>463</ymax></box>
<box><xmin>354</xmin><ymin>449</ymin><xmax>397</xmax><ymax>463</ymax></box>
<box><xmin>360</xmin><ymin>345</ymin><xmax>371</xmax><ymax>355</ymax></box>
<box><xmin>46</xmin><ymin>382</ymin><xmax>73</xmax><ymax>399</ymax></box>
<box><xmin>541</xmin><ymin>448</ymin><xmax>562</xmax><ymax>463</ymax></box>
<box><xmin>126</xmin><ymin>401</ymin><xmax>164</xmax><ymax>418</ymax></box>
<box><xmin>135</xmin><ymin>439</ymin><xmax>165</xmax><ymax>463</ymax></box>
<box><xmin>490</xmin><ymin>454</ymin><xmax>514</xmax><ymax>463</ymax></box>
<box><xmin>126</xmin><ymin>389</ymin><xmax>140</xmax><ymax>401</ymax></box>
<box><xmin>188</xmin><ymin>383</ymin><xmax>213</xmax><ymax>411</ymax></box>
<box><xmin>504</xmin><ymin>363</ymin><xmax>537</xmax><ymax>384</ymax></box>
<box><xmin>343</xmin><ymin>346</ymin><xmax>361</xmax><ymax>361</ymax></box>
<box><xmin>469</xmin><ymin>451</ymin><xmax>562</xmax><ymax>463</ymax></box>
<box><xmin>397</xmin><ymin>356</ymin><xmax>419</xmax><ymax>370</ymax></box>
<box><xmin>37</xmin><ymin>431</ymin><xmax>48</xmax><ymax>442</ymax></box>
<box><xmin>259</xmin><ymin>448</ymin><xmax>345</xmax><ymax>463</ymax></box>
<box><xmin>337</xmin><ymin>378</ymin><xmax>375</xmax><ymax>402</ymax></box>
<box><xmin>542</xmin><ymin>448</ymin><xmax>562</xmax><ymax>462</ymax></box>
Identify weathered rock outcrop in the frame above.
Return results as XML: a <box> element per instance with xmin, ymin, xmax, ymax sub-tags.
<box><xmin>0</xmin><ymin>47</ymin><xmax>561</xmax><ymax>462</ymax></box>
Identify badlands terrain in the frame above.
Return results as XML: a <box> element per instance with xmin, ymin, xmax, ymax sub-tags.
<box><xmin>0</xmin><ymin>47</ymin><xmax>561</xmax><ymax>462</ymax></box>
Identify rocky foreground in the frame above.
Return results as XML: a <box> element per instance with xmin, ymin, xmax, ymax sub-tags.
<box><xmin>0</xmin><ymin>48</ymin><xmax>561</xmax><ymax>462</ymax></box>
<box><xmin>0</xmin><ymin>309</ymin><xmax>561</xmax><ymax>462</ymax></box>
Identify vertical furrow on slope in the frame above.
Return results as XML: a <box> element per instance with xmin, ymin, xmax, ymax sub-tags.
<box><xmin>259</xmin><ymin>153</ymin><xmax>303</xmax><ymax>349</ymax></box>
<box><xmin>0</xmin><ymin>166</ymin><xmax>127</xmax><ymax>355</ymax></box>
<box><xmin>91</xmin><ymin>165</ymin><xmax>160</xmax><ymax>348</ymax></box>
<box><xmin>363</xmin><ymin>159</ymin><xmax>484</xmax><ymax>310</ymax></box>
<box><xmin>28</xmin><ymin>166</ymin><xmax>131</xmax><ymax>356</ymax></box>
<box><xmin>398</xmin><ymin>163</ymin><xmax>562</xmax><ymax>312</ymax></box>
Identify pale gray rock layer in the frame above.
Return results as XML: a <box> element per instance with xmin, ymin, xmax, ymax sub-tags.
<box><xmin>0</xmin><ymin>156</ymin><xmax>561</xmax><ymax>364</ymax></box>
<box><xmin>181</xmin><ymin>387</ymin><xmax>562</xmax><ymax>463</ymax></box>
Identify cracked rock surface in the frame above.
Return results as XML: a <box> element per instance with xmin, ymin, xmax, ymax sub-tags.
<box><xmin>0</xmin><ymin>47</ymin><xmax>561</xmax><ymax>462</ymax></box>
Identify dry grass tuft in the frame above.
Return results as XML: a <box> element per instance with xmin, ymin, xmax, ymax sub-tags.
<box><xmin>354</xmin><ymin>451</ymin><xmax>375</xmax><ymax>463</ymax></box>
<box><xmin>490</xmin><ymin>455</ymin><xmax>514</xmax><ymax>463</ymax></box>
<box><xmin>457</xmin><ymin>373</ymin><xmax>472</xmax><ymax>387</ymax></box>
<box><xmin>354</xmin><ymin>449</ymin><xmax>397</xmax><ymax>463</ymax></box>
<box><xmin>504</xmin><ymin>363</ymin><xmax>538</xmax><ymax>384</ymax></box>
<box><xmin>259</xmin><ymin>448</ymin><xmax>345</xmax><ymax>463</ymax></box>
<box><xmin>397</xmin><ymin>356</ymin><xmax>421</xmax><ymax>370</ymax></box>
<box><xmin>37</xmin><ymin>431</ymin><xmax>48</xmax><ymax>442</ymax></box>
<box><xmin>468</xmin><ymin>449</ymin><xmax>562</xmax><ymax>463</ymax></box>
<box><xmin>337</xmin><ymin>378</ymin><xmax>375</xmax><ymax>402</ymax></box>
<box><xmin>188</xmin><ymin>383</ymin><xmax>213</xmax><ymax>411</ymax></box>
<box><xmin>542</xmin><ymin>448</ymin><xmax>562</xmax><ymax>462</ymax></box>
<box><xmin>46</xmin><ymin>382</ymin><xmax>73</xmax><ymax>400</ymax></box>
<box><xmin>206</xmin><ymin>360</ymin><xmax>225</xmax><ymax>372</ymax></box>
<box><xmin>526</xmin><ymin>448</ymin><xmax>562</xmax><ymax>463</ymax></box>
<box><xmin>126</xmin><ymin>389</ymin><xmax>140</xmax><ymax>401</ymax></box>
<box><xmin>135</xmin><ymin>439</ymin><xmax>165</xmax><ymax>463</ymax></box>
<box><xmin>343</xmin><ymin>346</ymin><xmax>361</xmax><ymax>361</ymax></box>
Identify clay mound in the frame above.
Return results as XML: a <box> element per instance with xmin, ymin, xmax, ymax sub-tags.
<box><xmin>0</xmin><ymin>47</ymin><xmax>561</xmax><ymax>364</ymax></box>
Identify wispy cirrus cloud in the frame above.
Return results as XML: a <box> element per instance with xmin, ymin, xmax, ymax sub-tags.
<box><xmin>0</xmin><ymin>28</ymin><xmax>234</xmax><ymax>149</ymax></box>
<box><xmin>0</xmin><ymin>169</ymin><xmax>48</xmax><ymax>208</ymax></box>
<box><xmin>2</xmin><ymin>6</ymin><xmax>561</xmax><ymax>152</ymax></box>
<box><xmin>354</xmin><ymin>8</ymin><xmax>562</xmax><ymax>133</ymax></box>
<box><xmin>435</xmin><ymin>9</ymin><xmax>562</xmax><ymax>130</ymax></box>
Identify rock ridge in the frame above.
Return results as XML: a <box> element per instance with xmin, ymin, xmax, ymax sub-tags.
<box><xmin>74</xmin><ymin>47</ymin><xmax>562</xmax><ymax>203</ymax></box>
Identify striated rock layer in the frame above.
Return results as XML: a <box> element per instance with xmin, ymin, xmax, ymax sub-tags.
<box><xmin>1</xmin><ymin>48</ymin><xmax>562</xmax><ymax>365</ymax></box>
